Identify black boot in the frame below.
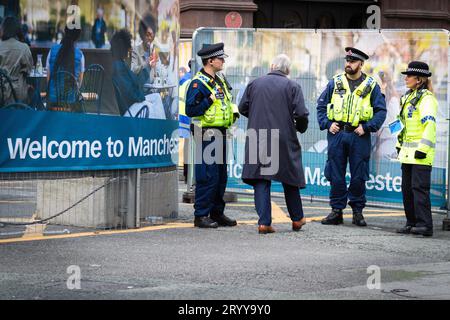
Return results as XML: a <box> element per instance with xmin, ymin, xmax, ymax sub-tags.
<box><xmin>352</xmin><ymin>210</ymin><xmax>367</xmax><ymax>227</ymax></box>
<box><xmin>321</xmin><ymin>208</ymin><xmax>343</xmax><ymax>225</ymax></box>
<box><xmin>194</xmin><ymin>216</ymin><xmax>219</xmax><ymax>228</ymax></box>
<box><xmin>210</xmin><ymin>213</ymin><xmax>237</xmax><ymax>227</ymax></box>
<box><xmin>411</xmin><ymin>226</ymin><xmax>433</xmax><ymax>237</ymax></box>
<box><xmin>396</xmin><ymin>225</ymin><xmax>413</xmax><ymax>234</ymax></box>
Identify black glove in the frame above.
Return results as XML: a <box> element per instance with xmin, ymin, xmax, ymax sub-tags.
<box><xmin>233</xmin><ymin>112</ymin><xmax>240</xmax><ymax>122</ymax></box>
<box><xmin>414</xmin><ymin>150</ymin><xmax>427</xmax><ymax>159</ymax></box>
<box><xmin>294</xmin><ymin>116</ymin><xmax>308</xmax><ymax>134</ymax></box>
<box><xmin>396</xmin><ymin>147</ymin><xmax>400</xmax><ymax>155</ymax></box>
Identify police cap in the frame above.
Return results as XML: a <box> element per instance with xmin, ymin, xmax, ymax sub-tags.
<box><xmin>197</xmin><ymin>42</ymin><xmax>229</xmax><ymax>59</ymax></box>
<box><xmin>401</xmin><ymin>61</ymin><xmax>432</xmax><ymax>77</ymax></box>
<box><xmin>344</xmin><ymin>47</ymin><xmax>369</xmax><ymax>62</ymax></box>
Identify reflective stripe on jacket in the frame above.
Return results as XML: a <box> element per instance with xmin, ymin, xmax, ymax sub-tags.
<box><xmin>396</xmin><ymin>89</ymin><xmax>438</xmax><ymax>166</ymax></box>
<box><xmin>327</xmin><ymin>73</ymin><xmax>376</xmax><ymax>126</ymax></box>
<box><xmin>192</xmin><ymin>71</ymin><xmax>237</xmax><ymax>128</ymax></box>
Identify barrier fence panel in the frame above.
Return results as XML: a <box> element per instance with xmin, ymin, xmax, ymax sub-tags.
<box><xmin>0</xmin><ymin>0</ymin><xmax>180</xmax><ymax>240</ymax></box>
<box><xmin>0</xmin><ymin>167</ymin><xmax>178</xmax><ymax>239</ymax></box>
<box><xmin>192</xmin><ymin>28</ymin><xmax>449</xmax><ymax>210</ymax></box>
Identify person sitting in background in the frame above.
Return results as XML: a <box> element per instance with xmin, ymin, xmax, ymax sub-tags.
<box><xmin>131</xmin><ymin>14</ymin><xmax>159</xmax><ymax>85</ymax></box>
<box><xmin>110</xmin><ymin>29</ymin><xmax>165</xmax><ymax>119</ymax></box>
<box><xmin>46</xmin><ymin>26</ymin><xmax>85</xmax><ymax>110</ymax></box>
<box><xmin>0</xmin><ymin>16</ymin><xmax>33</xmax><ymax>105</ymax></box>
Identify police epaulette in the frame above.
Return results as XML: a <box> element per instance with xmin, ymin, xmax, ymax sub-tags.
<box><xmin>360</xmin><ymin>77</ymin><xmax>374</xmax><ymax>98</ymax></box>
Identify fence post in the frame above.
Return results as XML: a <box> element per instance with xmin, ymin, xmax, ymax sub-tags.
<box><xmin>183</xmin><ymin>53</ymin><xmax>197</xmax><ymax>204</ymax></box>
<box><xmin>444</xmin><ymin>116</ymin><xmax>450</xmax><ymax>229</ymax></box>
<box><xmin>135</xmin><ymin>169</ymin><xmax>141</xmax><ymax>228</ymax></box>
<box><xmin>444</xmin><ymin>38</ymin><xmax>450</xmax><ymax>231</ymax></box>
<box><xmin>126</xmin><ymin>169</ymin><xmax>139</xmax><ymax>228</ymax></box>
<box><xmin>183</xmin><ymin>132</ymin><xmax>196</xmax><ymax>203</ymax></box>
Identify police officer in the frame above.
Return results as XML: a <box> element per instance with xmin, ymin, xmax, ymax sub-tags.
<box><xmin>185</xmin><ymin>43</ymin><xmax>239</xmax><ymax>228</ymax></box>
<box><xmin>396</xmin><ymin>61</ymin><xmax>437</xmax><ymax>237</ymax></box>
<box><xmin>317</xmin><ymin>47</ymin><xmax>387</xmax><ymax>226</ymax></box>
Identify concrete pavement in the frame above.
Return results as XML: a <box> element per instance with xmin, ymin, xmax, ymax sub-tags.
<box><xmin>1</xmin><ymin>185</ymin><xmax>450</xmax><ymax>300</ymax></box>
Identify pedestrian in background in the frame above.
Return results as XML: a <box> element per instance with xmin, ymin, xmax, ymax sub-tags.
<box><xmin>317</xmin><ymin>47</ymin><xmax>386</xmax><ymax>227</ymax></box>
<box><xmin>179</xmin><ymin>60</ymin><xmax>192</xmax><ymax>85</ymax></box>
<box><xmin>21</xmin><ymin>14</ymin><xmax>32</xmax><ymax>46</ymax></box>
<box><xmin>396</xmin><ymin>61</ymin><xmax>437</xmax><ymax>237</ymax></box>
<box><xmin>91</xmin><ymin>8</ymin><xmax>107</xmax><ymax>49</ymax></box>
<box><xmin>238</xmin><ymin>54</ymin><xmax>309</xmax><ymax>234</ymax></box>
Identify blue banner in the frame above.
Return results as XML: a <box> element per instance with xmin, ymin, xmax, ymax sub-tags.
<box><xmin>0</xmin><ymin>109</ymin><xmax>179</xmax><ymax>172</ymax></box>
<box><xmin>227</xmin><ymin>151</ymin><xmax>447</xmax><ymax>208</ymax></box>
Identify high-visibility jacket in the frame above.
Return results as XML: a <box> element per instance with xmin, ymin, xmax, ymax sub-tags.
<box><xmin>192</xmin><ymin>71</ymin><xmax>238</xmax><ymax>128</ymax></box>
<box><xmin>178</xmin><ymin>79</ymin><xmax>191</xmax><ymax>138</ymax></box>
<box><xmin>396</xmin><ymin>89</ymin><xmax>438</xmax><ymax>166</ymax></box>
<box><xmin>327</xmin><ymin>73</ymin><xmax>377</xmax><ymax>127</ymax></box>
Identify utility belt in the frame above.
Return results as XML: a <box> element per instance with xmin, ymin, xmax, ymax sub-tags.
<box><xmin>337</xmin><ymin>121</ymin><xmax>366</xmax><ymax>132</ymax></box>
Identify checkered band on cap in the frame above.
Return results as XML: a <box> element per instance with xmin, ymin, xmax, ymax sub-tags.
<box><xmin>200</xmin><ymin>49</ymin><xmax>226</xmax><ymax>59</ymax></box>
<box><xmin>346</xmin><ymin>50</ymin><xmax>365</xmax><ymax>61</ymax></box>
<box><xmin>405</xmin><ymin>68</ymin><xmax>431</xmax><ymax>75</ymax></box>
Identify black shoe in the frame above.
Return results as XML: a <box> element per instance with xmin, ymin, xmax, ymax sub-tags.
<box><xmin>352</xmin><ymin>211</ymin><xmax>367</xmax><ymax>227</ymax></box>
<box><xmin>411</xmin><ymin>226</ymin><xmax>433</xmax><ymax>237</ymax></box>
<box><xmin>321</xmin><ymin>209</ymin><xmax>343</xmax><ymax>225</ymax></box>
<box><xmin>396</xmin><ymin>225</ymin><xmax>413</xmax><ymax>234</ymax></box>
<box><xmin>210</xmin><ymin>213</ymin><xmax>237</xmax><ymax>227</ymax></box>
<box><xmin>194</xmin><ymin>216</ymin><xmax>219</xmax><ymax>228</ymax></box>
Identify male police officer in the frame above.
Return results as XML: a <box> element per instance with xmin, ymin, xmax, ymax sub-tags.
<box><xmin>317</xmin><ymin>47</ymin><xmax>386</xmax><ymax>226</ymax></box>
<box><xmin>185</xmin><ymin>43</ymin><xmax>239</xmax><ymax>228</ymax></box>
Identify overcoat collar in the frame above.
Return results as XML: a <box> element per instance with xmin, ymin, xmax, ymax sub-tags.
<box><xmin>268</xmin><ymin>70</ymin><xmax>288</xmax><ymax>77</ymax></box>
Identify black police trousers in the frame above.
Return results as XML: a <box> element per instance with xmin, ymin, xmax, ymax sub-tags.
<box><xmin>401</xmin><ymin>163</ymin><xmax>433</xmax><ymax>229</ymax></box>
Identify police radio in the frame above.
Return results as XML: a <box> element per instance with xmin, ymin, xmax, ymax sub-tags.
<box><xmin>409</xmin><ymin>89</ymin><xmax>426</xmax><ymax>107</ymax></box>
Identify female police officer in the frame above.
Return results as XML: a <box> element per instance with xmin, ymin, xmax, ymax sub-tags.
<box><xmin>396</xmin><ymin>61</ymin><xmax>438</xmax><ymax>237</ymax></box>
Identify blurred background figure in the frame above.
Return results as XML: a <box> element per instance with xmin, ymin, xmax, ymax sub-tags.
<box><xmin>21</xmin><ymin>14</ymin><xmax>32</xmax><ymax>46</ymax></box>
<box><xmin>0</xmin><ymin>16</ymin><xmax>33</xmax><ymax>105</ymax></box>
<box><xmin>46</xmin><ymin>27</ymin><xmax>85</xmax><ymax>108</ymax></box>
<box><xmin>111</xmin><ymin>29</ymin><xmax>165</xmax><ymax>119</ymax></box>
<box><xmin>179</xmin><ymin>60</ymin><xmax>191</xmax><ymax>85</ymax></box>
<box><xmin>91</xmin><ymin>8</ymin><xmax>107</xmax><ymax>49</ymax></box>
<box><xmin>373</xmin><ymin>69</ymin><xmax>400</xmax><ymax>162</ymax></box>
<box><xmin>131</xmin><ymin>14</ymin><xmax>158</xmax><ymax>83</ymax></box>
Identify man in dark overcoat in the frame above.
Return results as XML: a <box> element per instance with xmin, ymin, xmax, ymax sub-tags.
<box><xmin>238</xmin><ymin>54</ymin><xmax>309</xmax><ymax>234</ymax></box>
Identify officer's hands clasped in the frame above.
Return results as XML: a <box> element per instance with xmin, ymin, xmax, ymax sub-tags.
<box><xmin>353</xmin><ymin>124</ymin><xmax>365</xmax><ymax>136</ymax></box>
<box><xmin>329</xmin><ymin>122</ymin><xmax>365</xmax><ymax>136</ymax></box>
<box><xmin>329</xmin><ymin>122</ymin><xmax>340</xmax><ymax>134</ymax></box>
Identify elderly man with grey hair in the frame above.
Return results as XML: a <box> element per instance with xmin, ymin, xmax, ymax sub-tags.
<box><xmin>238</xmin><ymin>54</ymin><xmax>309</xmax><ymax>234</ymax></box>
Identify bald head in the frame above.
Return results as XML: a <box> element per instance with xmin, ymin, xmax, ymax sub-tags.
<box><xmin>271</xmin><ymin>54</ymin><xmax>291</xmax><ymax>75</ymax></box>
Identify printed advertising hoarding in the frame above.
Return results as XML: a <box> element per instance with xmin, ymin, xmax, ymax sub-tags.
<box><xmin>193</xmin><ymin>29</ymin><xmax>449</xmax><ymax>207</ymax></box>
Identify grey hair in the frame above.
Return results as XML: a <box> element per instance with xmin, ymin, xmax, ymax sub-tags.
<box><xmin>271</xmin><ymin>54</ymin><xmax>291</xmax><ymax>75</ymax></box>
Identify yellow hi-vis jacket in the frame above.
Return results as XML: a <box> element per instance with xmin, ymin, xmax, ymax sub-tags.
<box><xmin>327</xmin><ymin>73</ymin><xmax>377</xmax><ymax>126</ymax></box>
<box><xmin>192</xmin><ymin>71</ymin><xmax>238</xmax><ymax>128</ymax></box>
<box><xmin>396</xmin><ymin>89</ymin><xmax>438</xmax><ymax>166</ymax></box>
<box><xmin>178</xmin><ymin>79</ymin><xmax>191</xmax><ymax>137</ymax></box>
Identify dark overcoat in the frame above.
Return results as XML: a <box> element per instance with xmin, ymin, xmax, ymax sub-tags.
<box><xmin>238</xmin><ymin>71</ymin><xmax>309</xmax><ymax>188</ymax></box>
